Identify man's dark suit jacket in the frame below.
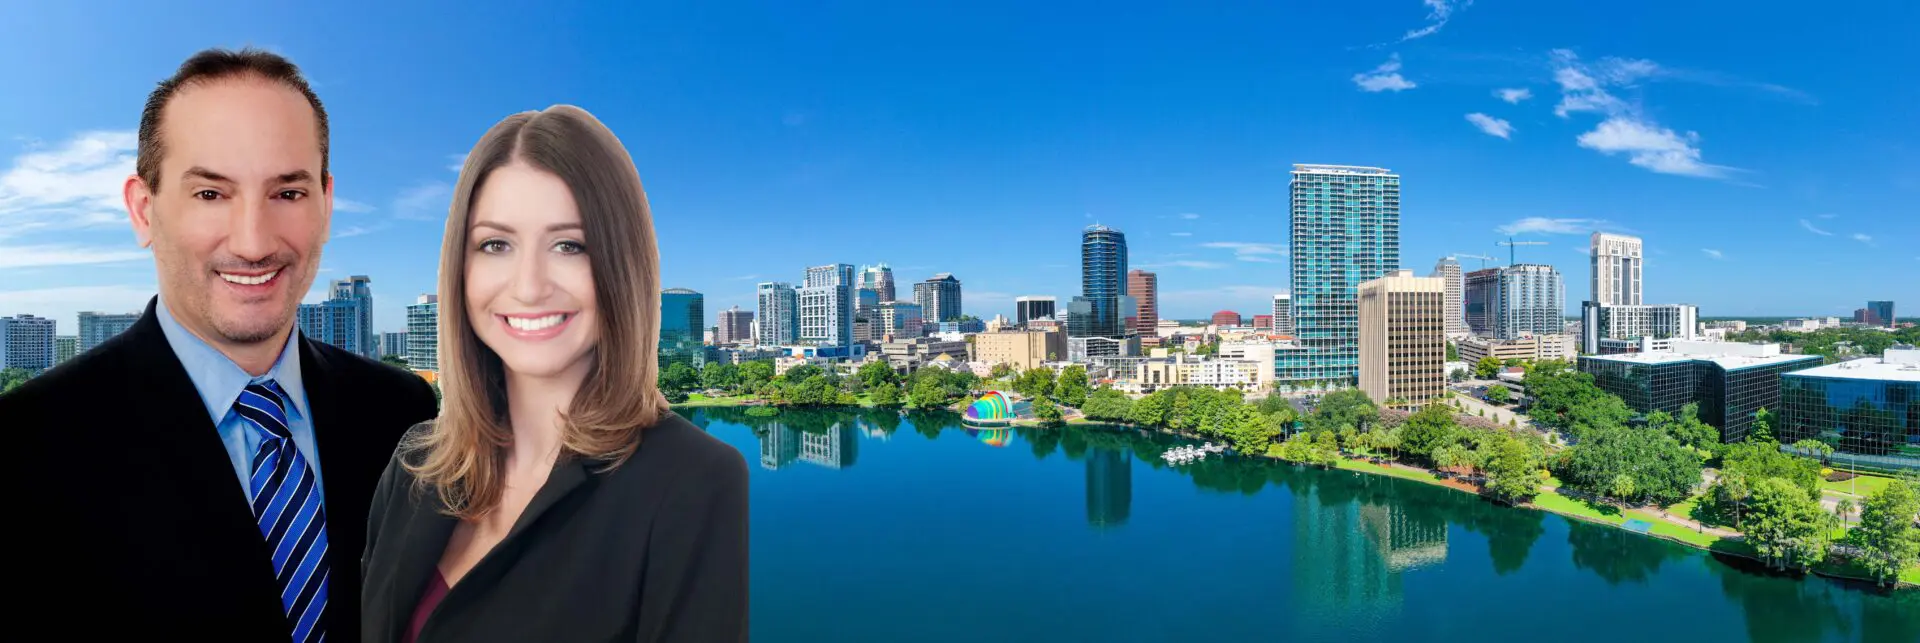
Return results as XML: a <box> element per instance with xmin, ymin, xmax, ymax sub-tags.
<box><xmin>0</xmin><ymin>297</ymin><xmax>439</xmax><ymax>641</ymax></box>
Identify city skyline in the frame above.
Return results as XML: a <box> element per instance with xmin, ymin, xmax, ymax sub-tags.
<box><xmin>3</xmin><ymin>2</ymin><xmax>1916</xmax><ymax>334</ymax></box>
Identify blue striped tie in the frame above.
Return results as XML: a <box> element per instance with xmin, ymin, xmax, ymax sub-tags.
<box><xmin>235</xmin><ymin>380</ymin><xmax>328</xmax><ymax>643</ymax></box>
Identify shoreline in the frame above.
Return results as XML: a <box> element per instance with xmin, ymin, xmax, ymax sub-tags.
<box><xmin>678</xmin><ymin>397</ymin><xmax>1916</xmax><ymax>590</ymax></box>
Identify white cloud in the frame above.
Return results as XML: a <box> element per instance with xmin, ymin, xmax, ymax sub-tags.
<box><xmin>1179</xmin><ymin>212</ymin><xmax>1201</xmax><ymax>220</ymax></box>
<box><xmin>1201</xmin><ymin>241</ymin><xmax>1287</xmax><ymax>262</ymax></box>
<box><xmin>1549</xmin><ymin>51</ymin><xmax>1735</xmax><ymax>179</ymax></box>
<box><xmin>1465</xmin><ymin>113</ymin><xmax>1514</xmax><ymax>139</ymax></box>
<box><xmin>332</xmin><ymin>224</ymin><xmax>383</xmax><ymax>239</ymax></box>
<box><xmin>730</xmin><ymin>274</ymin><xmax>763</xmax><ymax>280</ymax></box>
<box><xmin>1701</xmin><ymin>248</ymin><xmax>1724</xmax><ymax>260</ymax></box>
<box><xmin>332</xmin><ymin>198</ymin><xmax>374</xmax><ymax>213</ymax></box>
<box><xmin>1852</xmin><ymin>233</ymin><xmax>1873</xmax><ymax>244</ymax></box>
<box><xmin>1170</xmin><ymin>232</ymin><xmax>1193</xmax><ymax>237</ymax></box>
<box><xmin>1570</xmin><ymin>247</ymin><xmax>1591</xmax><ymax>256</ymax></box>
<box><xmin>0</xmin><ymin>130</ymin><xmax>136</xmax><ymax>230</ymax></box>
<box><xmin>0</xmin><ymin>244</ymin><xmax>149</xmax><ymax>269</ymax></box>
<box><xmin>393</xmin><ymin>182</ymin><xmax>453</xmax><ymax>220</ymax></box>
<box><xmin>1495</xmin><ymin>217</ymin><xmax>1605</xmax><ymax>235</ymax></box>
<box><xmin>447</xmin><ymin>153</ymin><xmax>468</xmax><ymax>173</ymax></box>
<box><xmin>1401</xmin><ymin>0</ymin><xmax>1470</xmax><ymax>42</ymax></box>
<box><xmin>1137</xmin><ymin>260</ymin><xmax>1227</xmax><ymax>270</ymax></box>
<box><xmin>1495</xmin><ymin>88</ymin><xmax>1532</xmax><ymax>103</ymax></box>
<box><xmin>1576</xmin><ymin>117</ymin><xmax>1730</xmax><ymax>178</ymax></box>
<box><xmin>1798</xmin><ymin>219</ymin><xmax>1834</xmax><ymax>236</ymax></box>
<box><xmin>1353</xmin><ymin>54</ymin><xmax>1417</xmax><ymax>92</ymax></box>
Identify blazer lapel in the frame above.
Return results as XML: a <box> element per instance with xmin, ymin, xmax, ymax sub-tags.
<box><xmin>385</xmin><ymin>487</ymin><xmax>459</xmax><ymax>643</ymax></box>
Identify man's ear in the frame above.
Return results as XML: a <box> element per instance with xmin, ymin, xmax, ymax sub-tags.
<box><xmin>125</xmin><ymin>174</ymin><xmax>155</xmax><ymax>248</ymax></box>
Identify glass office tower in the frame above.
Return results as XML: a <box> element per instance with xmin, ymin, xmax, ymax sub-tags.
<box><xmin>1780</xmin><ymin>349</ymin><xmax>1920</xmax><ymax>470</ymax></box>
<box><xmin>1277</xmin><ymin>164</ymin><xmax>1400</xmax><ymax>387</ymax></box>
<box><xmin>660</xmin><ymin>288</ymin><xmax>706</xmax><ymax>369</ymax></box>
<box><xmin>1078</xmin><ymin>225</ymin><xmax>1129</xmax><ymax>340</ymax></box>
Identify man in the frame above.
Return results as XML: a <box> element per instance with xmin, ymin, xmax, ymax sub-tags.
<box><xmin>0</xmin><ymin>48</ymin><xmax>438</xmax><ymax>642</ymax></box>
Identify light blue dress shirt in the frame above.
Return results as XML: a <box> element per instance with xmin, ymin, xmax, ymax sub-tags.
<box><xmin>155</xmin><ymin>297</ymin><xmax>325</xmax><ymax>502</ymax></box>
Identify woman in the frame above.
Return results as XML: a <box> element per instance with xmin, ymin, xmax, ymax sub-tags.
<box><xmin>361</xmin><ymin>105</ymin><xmax>748</xmax><ymax>643</ymax></box>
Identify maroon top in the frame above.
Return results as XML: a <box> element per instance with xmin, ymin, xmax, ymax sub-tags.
<box><xmin>404</xmin><ymin>569</ymin><xmax>451</xmax><ymax>643</ymax></box>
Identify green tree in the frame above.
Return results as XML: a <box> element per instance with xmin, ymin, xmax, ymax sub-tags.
<box><xmin>1608</xmin><ymin>474</ymin><xmax>1637</xmax><ymax>504</ymax></box>
<box><xmin>1474</xmin><ymin>356</ymin><xmax>1502</xmax><ymax>379</ymax></box>
<box><xmin>1223</xmin><ymin>403</ymin><xmax>1283</xmax><ymax>455</ymax></box>
<box><xmin>783</xmin><ymin>363</ymin><xmax>825</xmax><ymax>383</ymax></box>
<box><xmin>1305</xmin><ymin>388</ymin><xmax>1378</xmax><ymax>435</ymax></box>
<box><xmin>1398</xmin><ymin>404</ymin><xmax>1459</xmax><ymax>462</ymax></box>
<box><xmin>1749</xmin><ymin>407</ymin><xmax>1776</xmax><ymax>443</ymax></box>
<box><xmin>1745</xmin><ymin>477</ymin><xmax>1836</xmax><ymax>571</ymax></box>
<box><xmin>990</xmin><ymin>362</ymin><xmax>1014</xmax><ymax>380</ymax></box>
<box><xmin>379</xmin><ymin>354</ymin><xmax>409</xmax><ymax>369</ymax></box>
<box><xmin>908</xmin><ymin>376</ymin><xmax>948</xmax><ymax>410</ymax></box>
<box><xmin>1485</xmin><ymin>384</ymin><xmax>1511</xmax><ymax>405</ymax></box>
<box><xmin>857</xmin><ymin>360</ymin><xmax>897</xmax><ymax>389</ymax></box>
<box><xmin>701</xmin><ymin>362</ymin><xmax>739</xmax><ymax>392</ymax></box>
<box><xmin>1481</xmin><ymin>434</ymin><xmax>1541</xmax><ymax>504</ymax></box>
<box><xmin>1128</xmin><ymin>390</ymin><xmax>1173</xmax><ymax>427</ymax></box>
<box><xmin>1561</xmin><ymin>423</ymin><xmax>1702</xmax><ymax>506</ymax></box>
<box><xmin>1032</xmin><ymin>395</ymin><xmax>1063</xmax><ymax>425</ymax></box>
<box><xmin>1720</xmin><ymin>440</ymin><xmax>1822</xmax><ymax>497</ymax></box>
<box><xmin>1054</xmin><ymin>365</ymin><xmax>1090</xmax><ymax>408</ymax></box>
<box><xmin>1014</xmin><ymin>367</ymin><xmax>1056</xmax><ymax>399</ymax></box>
<box><xmin>869</xmin><ymin>381</ymin><xmax>902</xmax><ymax>407</ymax></box>
<box><xmin>738</xmin><ymin>360</ymin><xmax>775</xmax><ymax>391</ymax></box>
<box><xmin>1790</xmin><ymin>438</ymin><xmax>1834</xmax><ymax>466</ymax></box>
<box><xmin>1446</xmin><ymin>340</ymin><xmax>1459</xmax><ymax>361</ymax></box>
<box><xmin>1664</xmin><ymin>404</ymin><xmax>1722</xmax><ymax>454</ymax></box>
<box><xmin>1274</xmin><ymin>432</ymin><xmax>1313</xmax><ymax>463</ymax></box>
<box><xmin>1710</xmin><ymin>472</ymin><xmax>1754</xmax><ymax>528</ymax></box>
<box><xmin>1337</xmin><ymin>427</ymin><xmax>1361</xmax><ymax>452</ymax></box>
<box><xmin>1310</xmin><ymin>431</ymin><xmax>1342</xmax><ymax>468</ymax></box>
<box><xmin>661</xmin><ymin>362</ymin><xmax>700</xmax><ymax>397</ymax></box>
<box><xmin>1081</xmin><ymin>387</ymin><xmax>1134</xmax><ymax>421</ymax></box>
<box><xmin>1848</xmin><ymin>480</ymin><xmax>1920</xmax><ymax>587</ymax></box>
<box><xmin>1432</xmin><ymin>443</ymin><xmax>1472</xmax><ymax>476</ymax></box>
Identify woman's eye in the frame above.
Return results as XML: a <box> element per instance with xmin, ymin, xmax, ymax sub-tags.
<box><xmin>555</xmin><ymin>240</ymin><xmax>587</xmax><ymax>255</ymax></box>
<box><xmin>479</xmin><ymin>239</ymin><xmax>510</xmax><ymax>254</ymax></box>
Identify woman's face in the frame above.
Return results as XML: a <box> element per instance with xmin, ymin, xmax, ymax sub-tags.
<box><xmin>465</xmin><ymin>161</ymin><xmax>599</xmax><ymax>380</ymax></box>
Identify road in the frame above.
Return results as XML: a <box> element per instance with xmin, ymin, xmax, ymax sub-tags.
<box><xmin>1448</xmin><ymin>387</ymin><xmax>1526</xmax><ymax>427</ymax></box>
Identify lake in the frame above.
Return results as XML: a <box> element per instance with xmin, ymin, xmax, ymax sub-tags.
<box><xmin>684</xmin><ymin>406</ymin><xmax>1919</xmax><ymax>643</ymax></box>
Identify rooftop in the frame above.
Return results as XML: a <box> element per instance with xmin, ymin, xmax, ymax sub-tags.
<box><xmin>1584</xmin><ymin>341</ymin><xmax>1824</xmax><ymax>371</ymax></box>
<box><xmin>1786</xmin><ymin>349</ymin><xmax>1920</xmax><ymax>383</ymax></box>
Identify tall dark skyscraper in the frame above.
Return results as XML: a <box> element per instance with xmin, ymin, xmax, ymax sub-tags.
<box><xmin>860</xmin><ymin>263</ymin><xmax>896</xmax><ymax>303</ymax></box>
<box><xmin>913</xmin><ymin>273</ymin><xmax>963</xmax><ymax>322</ymax></box>
<box><xmin>1076</xmin><ymin>224</ymin><xmax>1129</xmax><ymax>339</ymax></box>
<box><xmin>1868</xmin><ymin>300</ymin><xmax>1895</xmax><ymax>327</ymax></box>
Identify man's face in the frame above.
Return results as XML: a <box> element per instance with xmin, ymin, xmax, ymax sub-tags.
<box><xmin>128</xmin><ymin>78</ymin><xmax>330</xmax><ymax>347</ymax></box>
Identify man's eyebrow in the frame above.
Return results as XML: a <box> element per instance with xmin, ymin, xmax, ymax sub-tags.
<box><xmin>182</xmin><ymin>166</ymin><xmax>233</xmax><ymax>183</ymax></box>
<box><xmin>274</xmin><ymin>170</ymin><xmax>316</xmax><ymax>184</ymax></box>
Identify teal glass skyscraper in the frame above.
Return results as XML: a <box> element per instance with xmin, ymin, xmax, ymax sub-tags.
<box><xmin>660</xmin><ymin>288</ymin><xmax>706</xmax><ymax>369</ymax></box>
<box><xmin>1277</xmin><ymin>165</ymin><xmax>1400</xmax><ymax>387</ymax></box>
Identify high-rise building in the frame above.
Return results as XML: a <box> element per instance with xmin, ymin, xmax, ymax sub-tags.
<box><xmin>77</xmin><ymin>311</ymin><xmax>140</xmax><ymax>353</ymax></box>
<box><xmin>1463</xmin><ymin>268</ymin><xmax>1499</xmax><ymax>335</ymax></box>
<box><xmin>1127</xmin><ymin>269</ymin><xmax>1158</xmax><ymax>338</ymax></box>
<box><xmin>54</xmin><ymin>335</ymin><xmax>77</xmax><ymax>365</ymax></box>
<box><xmin>1580</xmin><ymin>341</ymin><xmax>1822</xmax><ymax>443</ymax></box>
<box><xmin>912</xmin><ymin>273</ymin><xmax>963</xmax><ymax>323</ymax></box>
<box><xmin>1779</xmin><ymin>347</ymin><xmax>1919</xmax><ymax>468</ymax></box>
<box><xmin>0</xmin><ymin>314</ymin><xmax>57</xmax><ymax>373</ymax></box>
<box><xmin>379</xmin><ymin>332</ymin><xmax>408</xmax><ymax>359</ymax></box>
<box><xmin>1210</xmin><ymin>311</ymin><xmax>1242</xmax><ymax>327</ymax></box>
<box><xmin>1271</xmin><ymin>293</ymin><xmax>1292</xmax><ymax>335</ymax></box>
<box><xmin>756</xmin><ymin>282</ymin><xmax>799</xmax><ymax>346</ymax></box>
<box><xmin>1580</xmin><ymin>303</ymin><xmax>1698</xmax><ymax>354</ymax></box>
<box><xmin>1430</xmin><ymin>257</ymin><xmax>1466</xmax><ymax>335</ymax></box>
<box><xmin>1357</xmin><ymin>270</ymin><xmax>1445</xmax><ymax>405</ymax></box>
<box><xmin>1014</xmin><ymin>296</ymin><xmax>1056</xmax><ymax>328</ymax></box>
<box><xmin>298</xmin><ymin>275</ymin><xmax>376</xmax><ymax>359</ymax></box>
<box><xmin>1492</xmin><ymin>264</ymin><xmax>1564</xmax><ymax>340</ymax></box>
<box><xmin>405</xmin><ymin>294</ymin><xmax>438</xmax><ymax>373</ymax></box>
<box><xmin>1076</xmin><ymin>225</ymin><xmax>1129</xmax><ymax>345</ymax></box>
<box><xmin>1590</xmin><ymin>232</ymin><xmax>1644</xmax><ymax>306</ymax></box>
<box><xmin>1277</xmin><ymin>164</ymin><xmax>1400</xmax><ymax>386</ymax></box>
<box><xmin>1252</xmin><ymin>314</ymin><xmax>1273</xmax><ymax>330</ymax></box>
<box><xmin>800</xmin><ymin>264</ymin><xmax>856</xmax><ymax>351</ymax></box>
<box><xmin>859</xmin><ymin>264</ymin><xmax>897</xmax><ymax>303</ymax></box>
<box><xmin>717</xmin><ymin>306</ymin><xmax>754</xmax><ymax>345</ymax></box>
<box><xmin>1868</xmin><ymin>300</ymin><xmax>1896</xmax><ymax>328</ymax></box>
<box><xmin>661</xmin><ymin>288</ymin><xmax>706</xmax><ymax>369</ymax></box>
<box><xmin>878</xmin><ymin>301</ymin><xmax>925</xmax><ymax>340</ymax></box>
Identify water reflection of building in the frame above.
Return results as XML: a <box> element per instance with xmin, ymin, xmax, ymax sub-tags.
<box><xmin>799</xmin><ymin>423</ymin><xmax>860</xmax><ymax>469</ymax></box>
<box><xmin>1085</xmin><ymin>447</ymin><xmax>1132</xmax><ymax>528</ymax></box>
<box><xmin>1359</xmin><ymin>502</ymin><xmax>1448</xmax><ymax>572</ymax></box>
<box><xmin>1293</xmin><ymin>483</ymin><xmax>1398</xmax><ymax>613</ymax></box>
<box><xmin>756</xmin><ymin>421</ymin><xmax>859</xmax><ymax>470</ymax></box>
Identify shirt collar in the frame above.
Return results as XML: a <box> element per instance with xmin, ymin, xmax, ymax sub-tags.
<box><xmin>155</xmin><ymin>295</ymin><xmax>309</xmax><ymax>424</ymax></box>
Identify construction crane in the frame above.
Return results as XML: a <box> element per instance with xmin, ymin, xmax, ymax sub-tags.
<box><xmin>1497</xmin><ymin>236</ymin><xmax>1548</xmax><ymax>266</ymax></box>
<box><xmin>1456</xmin><ymin>253</ymin><xmax>1498</xmax><ymax>270</ymax></box>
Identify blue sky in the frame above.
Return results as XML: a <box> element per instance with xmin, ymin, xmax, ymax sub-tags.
<box><xmin>2</xmin><ymin>1</ymin><xmax>1914</xmax><ymax>334</ymax></box>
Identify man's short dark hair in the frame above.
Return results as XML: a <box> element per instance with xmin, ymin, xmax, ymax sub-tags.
<box><xmin>136</xmin><ymin>47</ymin><xmax>329</xmax><ymax>192</ymax></box>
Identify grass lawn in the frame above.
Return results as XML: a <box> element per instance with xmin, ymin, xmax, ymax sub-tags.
<box><xmin>677</xmin><ymin>393</ymin><xmax>752</xmax><ymax>407</ymax></box>
<box><xmin>1820</xmin><ymin>473</ymin><xmax>1897</xmax><ymax>497</ymax></box>
<box><xmin>1666</xmin><ymin>496</ymin><xmax>1704</xmax><ymax>523</ymax></box>
<box><xmin>1530</xmin><ymin>491</ymin><xmax>1622</xmax><ymax>522</ymax></box>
